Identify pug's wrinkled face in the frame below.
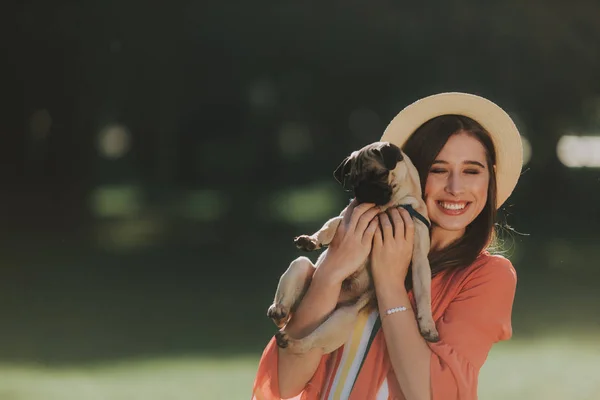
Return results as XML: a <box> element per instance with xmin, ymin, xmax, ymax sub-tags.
<box><xmin>334</xmin><ymin>142</ymin><xmax>407</xmax><ymax>206</ymax></box>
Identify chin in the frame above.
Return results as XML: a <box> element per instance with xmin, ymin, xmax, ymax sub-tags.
<box><xmin>434</xmin><ymin>220</ymin><xmax>470</xmax><ymax>232</ymax></box>
<box><xmin>430</xmin><ymin>213</ymin><xmax>476</xmax><ymax>232</ymax></box>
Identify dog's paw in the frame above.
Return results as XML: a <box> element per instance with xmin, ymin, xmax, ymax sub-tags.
<box><xmin>275</xmin><ymin>330</ymin><xmax>290</xmax><ymax>349</ymax></box>
<box><xmin>418</xmin><ymin>317</ymin><xmax>440</xmax><ymax>342</ymax></box>
<box><xmin>267</xmin><ymin>303</ymin><xmax>289</xmax><ymax>328</ymax></box>
<box><xmin>419</xmin><ymin>326</ymin><xmax>440</xmax><ymax>343</ymax></box>
<box><xmin>294</xmin><ymin>235</ymin><xmax>319</xmax><ymax>251</ymax></box>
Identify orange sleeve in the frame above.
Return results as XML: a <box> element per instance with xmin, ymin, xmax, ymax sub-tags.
<box><xmin>251</xmin><ymin>336</ymin><xmax>331</xmax><ymax>400</ymax></box>
<box><xmin>428</xmin><ymin>256</ymin><xmax>517</xmax><ymax>400</ymax></box>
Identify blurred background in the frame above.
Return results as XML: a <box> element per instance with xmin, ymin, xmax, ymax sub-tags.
<box><xmin>1</xmin><ymin>1</ymin><xmax>600</xmax><ymax>399</ymax></box>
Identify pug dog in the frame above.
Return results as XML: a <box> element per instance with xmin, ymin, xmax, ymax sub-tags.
<box><xmin>267</xmin><ymin>141</ymin><xmax>439</xmax><ymax>354</ymax></box>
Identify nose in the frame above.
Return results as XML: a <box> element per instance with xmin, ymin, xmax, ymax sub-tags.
<box><xmin>445</xmin><ymin>171</ymin><xmax>465</xmax><ymax>196</ymax></box>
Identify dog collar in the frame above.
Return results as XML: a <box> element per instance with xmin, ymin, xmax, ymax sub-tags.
<box><xmin>399</xmin><ymin>204</ymin><xmax>431</xmax><ymax>229</ymax></box>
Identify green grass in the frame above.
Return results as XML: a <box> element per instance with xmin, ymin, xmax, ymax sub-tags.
<box><xmin>0</xmin><ymin>336</ymin><xmax>599</xmax><ymax>400</ymax></box>
<box><xmin>479</xmin><ymin>336</ymin><xmax>600</xmax><ymax>400</ymax></box>
<box><xmin>0</xmin><ymin>356</ymin><xmax>257</xmax><ymax>400</ymax></box>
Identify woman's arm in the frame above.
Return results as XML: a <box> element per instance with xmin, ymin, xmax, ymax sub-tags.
<box><xmin>377</xmin><ymin>259</ymin><xmax>517</xmax><ymax>400</ymax></box>
<box><xmin>277</xmin><ymin>202</ymin><xmax>381</xmax><ymax>398</ymax></box>
<box><xmin>375</xmin><ymin>282</ymin><xmax>432</xmax><ymax>400</ymax></box>
<box><xmin>277</xmin><ymin>264</ymin><xmax>342</xmax><ymax>398</ymax></box>
<box><xmin>371</xmin><ymin>208</ymin><xmax>431</xmax><ymax>399</ymax></box>
<box><xmin>371</xmin><ymin>209</ymin><xmax>517</xmax><ymax>400</ymax></box>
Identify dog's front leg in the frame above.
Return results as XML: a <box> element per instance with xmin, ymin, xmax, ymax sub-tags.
<box><xmin>267</xmin><ymin>256</ymin><xmax>316</xmax><ymax>328</ymax></box>
<box><xmin>295</xmin><ymin>215</ymin><xmax>343</xmax><ymax>251</ymax></box>
<box><xmin>411</xmin><ymin>222</ymin><xmax>440</xmax><ymax>342</ymax></box>
<box><xmin>276</xmin><ymin>291</ymin><xmax>373</xmax><ymax>354</ymax></box>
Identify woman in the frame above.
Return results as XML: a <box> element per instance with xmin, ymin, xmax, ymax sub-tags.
<box><xmin>252</xmin><ymin>92</ymin><xmax>523</xmax><ymax>400</ymax></box>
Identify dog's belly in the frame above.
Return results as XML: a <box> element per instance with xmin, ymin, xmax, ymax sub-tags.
<box><xmin>337</xmin><ymin>263</ymin><xmax>374</xmax><ymax>306</ymax></box>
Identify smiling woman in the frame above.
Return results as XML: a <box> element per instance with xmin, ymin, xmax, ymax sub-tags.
<box><xmin>252</xmin><ymin>92</ymin><xmax>524</xmax><ymax>400</ymax></box>
<box><xmin>402</xmin><ymin>114</ymin><xmax>499</xmax><ymax>276</ymax></box>
<box><xmin>427</xmin><ymin>132</ymin><xmax>491</xmax><ymax>247</ymax></box>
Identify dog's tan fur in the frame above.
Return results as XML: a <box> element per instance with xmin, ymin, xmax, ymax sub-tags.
<box><xmin>267</xmin><ymin>142</ymin><xmax>439</xmax><ymax>354</ymax></box>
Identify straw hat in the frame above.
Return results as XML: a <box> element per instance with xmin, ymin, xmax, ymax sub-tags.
<box><xmin>380</xmin><ymin>92</ymin><xmax>523</xmax><ymax>208</ymax></box>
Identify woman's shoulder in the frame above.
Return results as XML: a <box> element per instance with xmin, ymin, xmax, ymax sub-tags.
<box><xmin>430</xmin><ymin>251</ymin><xmax>518</xmax><ymax>320</ymax></box>
<box><xmin>463</xmin><ymin>251</ymin><xmax>517</xmax><ymax>285</ymax></box>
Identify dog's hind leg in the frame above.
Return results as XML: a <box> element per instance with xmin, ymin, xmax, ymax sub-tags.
<box><xmin>267</xmin><ymin>256</ymin><xmax>315</xmax><ymax>328</ymax></box>
<box><xmin>411</xmin><ymin>222</ymin><xmax>440</xmax><ymax>342</ymax></box>
<box><xmin>276</xmin><ymin>291</ymin><xmax>373</xmax><ymax>354</ymax></box>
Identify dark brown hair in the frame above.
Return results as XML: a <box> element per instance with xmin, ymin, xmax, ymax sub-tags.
<box><xmin>402</xmin><ymin>115</ymin><xmax>498</xmax><ymax>284</ymax></box>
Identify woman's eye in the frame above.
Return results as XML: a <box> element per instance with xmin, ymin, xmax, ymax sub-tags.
<box><xmin>464</xmin><ymin>169</ymin><xmax>480</xmax><ymax>175</ymax></box>
<box><xmin>429</xmin><ymin>169</ymin><xmax>446</xmax><ymax>174</ymax></box>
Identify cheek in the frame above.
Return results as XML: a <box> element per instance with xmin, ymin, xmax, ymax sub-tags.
<box><xmin>471</xmin><ymin>176</ymin><xmax>489</xmax><ymax>208</ymax></box>
<box><xmin>423</xmin><ymin>176</ymin><xmax>439</xmax><ymax>200</ymax></box>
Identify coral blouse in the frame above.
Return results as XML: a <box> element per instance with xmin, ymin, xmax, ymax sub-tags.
<box><xmin>251</xmin><ymin>252</ymin><xmax>517</xmax><ymax>400</ymax></box>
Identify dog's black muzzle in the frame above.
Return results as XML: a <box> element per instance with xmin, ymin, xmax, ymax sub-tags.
<box><xmin>354</xmin><ymin>182</ymin><xmax>392</xmax><ymax>206</ymax></box>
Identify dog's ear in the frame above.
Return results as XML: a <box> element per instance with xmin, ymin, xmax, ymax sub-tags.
<box><xmin>334</xmin><ymin>157</ymin><xmax>351</xmax><ymax>186</ymax></box>
<box><xmin>379</xmin><ymin>143</ymin><xmax>403</xmax><ymax>170</ymax></box>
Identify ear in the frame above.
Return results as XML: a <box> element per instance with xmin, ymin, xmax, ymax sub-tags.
<box><xmin>334</xmin><ymin>157</ymin><xmax>351</xmax><ymax>186</ymax></box>
<box><xmin>379</xmin><ymin>143</ymin><xmax>403</xmax><ymax>170</ymax></box>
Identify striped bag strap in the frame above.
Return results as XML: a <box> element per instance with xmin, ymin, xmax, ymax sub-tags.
<box><xmin>348</xmin><ymin>315</ymin><xmax>382</xmax><ymax>394</ymax></box>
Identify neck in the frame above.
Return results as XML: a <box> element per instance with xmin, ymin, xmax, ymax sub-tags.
<box><xmin>430</xmin><ymin>226</ymin><xmax>465</xmax><ymax>251</ymax></box>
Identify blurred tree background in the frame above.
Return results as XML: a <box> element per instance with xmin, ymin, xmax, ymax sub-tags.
<box><xmin>1</xmin><ymin>1</ymin><xmax>599</xmax><ymax>399</ymax></box>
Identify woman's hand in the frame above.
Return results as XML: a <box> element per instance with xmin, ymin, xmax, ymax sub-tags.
<box><xmin>317</xmin><ymin>199</ymin><xmax>380</xmax><ymax>285</ymax></box>
<box><xmin>370</xmin><ymin>207</ymin><xmax>415</xmax><ymax>288</ymax></box>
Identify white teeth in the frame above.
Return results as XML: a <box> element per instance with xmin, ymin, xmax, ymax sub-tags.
<box><xmin>439</xmin><ymin>202</ymin><xmax>466</xmax><ymax>210</ymax></box>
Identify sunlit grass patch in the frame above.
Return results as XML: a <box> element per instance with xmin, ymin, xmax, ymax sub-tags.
<box><xmin>0</xmin><ymin>356</ymin><xmax>258</xmax><ymax>400</ymax></box>
<box><xmin>479</xmin><ymin>335</ymin><xmax>600</xmax><ymax>400</ymax></box>
<box><xmin>1</xmin><ymin>337</ymin><xmax>599</xmax><ymax>400</ymax></box>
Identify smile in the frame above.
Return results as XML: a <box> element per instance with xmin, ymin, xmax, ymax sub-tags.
<box><xmin>436</xmin><ymin>201</ymin><xmax>471</xmax><ymax>215</ymax></box>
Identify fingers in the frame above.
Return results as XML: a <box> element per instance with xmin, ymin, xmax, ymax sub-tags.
<box><xmin>389</xmin><ymin>208</ymin><xmax>404</xmax><ymax>238</ymax></box>
<box><xmin>378</xmin><ymin>212</ymin><xmax>394</xmax><ymax>242</ymax></box>
<box><xmin>355</xmin><ymin>205</ymin><xmax>381</xmax><ymax>234</ymax></box>
<box><xmin>349</xmin><ymin>202</ymin><xmax>378</xmax><ymax>232</ymax></box>
<box><xmin>362</xmin><ymin>217</ymin><xmax>379</xmax><ymax>244</ymax></box>
<box><xmin>373</xmin><ymin>225</ymin><xmax>383</xmax><ymax>248</ymax></box>
<box><xmin>399</xmin><ymin>207</ymin><xmax>415</xmax><ymax>244</ymax></box>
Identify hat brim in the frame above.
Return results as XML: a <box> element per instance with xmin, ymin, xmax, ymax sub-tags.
<box><xmin>380</xmin><ymin>92</ymin><xmax>522</xmax><ymax>208</ymax></box>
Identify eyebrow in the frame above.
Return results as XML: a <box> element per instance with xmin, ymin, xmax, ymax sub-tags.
<box><xmin>432</xmin><ymin>160</ymin><xmax>486</xmax><ymax>168</ymax></box>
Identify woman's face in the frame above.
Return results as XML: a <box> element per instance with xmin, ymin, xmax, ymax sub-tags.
<box><xmin>424</xmin><ymin>131</ymin><xmax>490</xmax><ymax>235</ymax></box>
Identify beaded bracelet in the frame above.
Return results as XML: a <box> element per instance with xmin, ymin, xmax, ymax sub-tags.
<box><xmin>385</xmin><ymin>306</ymin><xmax>409</xmax><ymax>316</ymax></box>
